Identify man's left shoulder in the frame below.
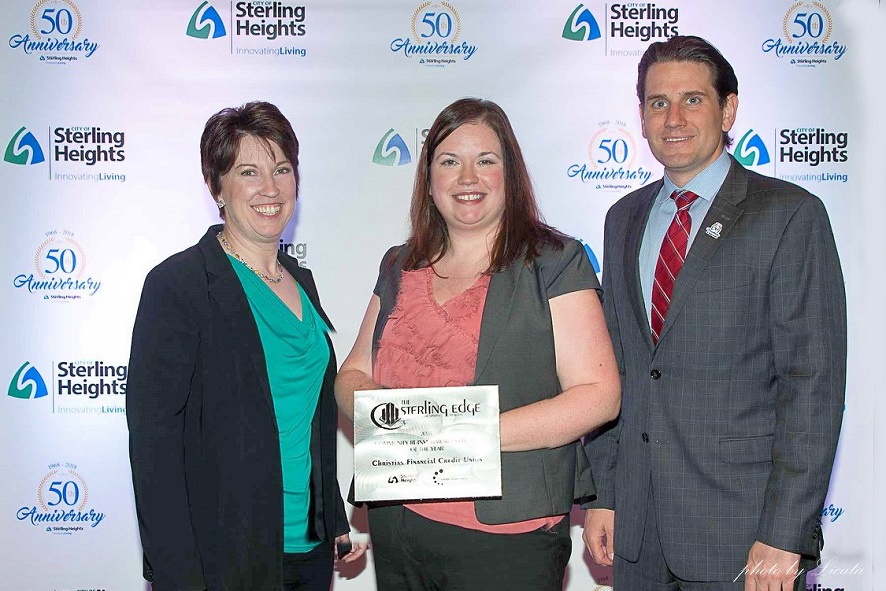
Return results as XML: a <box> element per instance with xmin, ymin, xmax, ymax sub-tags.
<box><xmin>728</xmin><ymin>171</ymin><xmax>841</xmax><ymax>259</ymax></box>
<box><xmin>743</xmin><ymin>167</ymin><xmax>815</xmax><ymax>205</ymax></box>
<box><xmin>735</xmin><ymin>166</ymin><xmax>832</xmax><ymax>217</ymax></box>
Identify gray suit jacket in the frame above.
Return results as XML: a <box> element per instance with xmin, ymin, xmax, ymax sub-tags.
<box><xmin>585</xmin><ymin>156</ymin><xmax>846</xmax><ymax>580</ymax></box>
<box><xmin>372</xmin><ymin>237</ymin><xmax>599</xmax><ymax>524</ymax></box>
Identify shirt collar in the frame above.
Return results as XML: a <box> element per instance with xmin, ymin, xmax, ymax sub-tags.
<box><xmin>659</xmin><ymin>149</ymin><xmax>731</xmax><ymax>204</ymax></box>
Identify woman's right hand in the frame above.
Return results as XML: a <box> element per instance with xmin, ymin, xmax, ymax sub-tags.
<box><xmin>334</xmin><ymin>533</ymin><xmax>368</xmax><ymax>563</ymax></box>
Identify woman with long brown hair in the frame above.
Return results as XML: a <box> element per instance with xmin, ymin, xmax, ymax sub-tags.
<box><xmin>336</xmin><ymin>97</ymin><xmax>620</xmax><ymax>591</ymax></box>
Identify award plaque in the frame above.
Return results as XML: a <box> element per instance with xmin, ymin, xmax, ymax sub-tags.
<box><xmin>353</xmin><ymin>385</ymin><xmax>501</xmax><ymax>502</ymax></box>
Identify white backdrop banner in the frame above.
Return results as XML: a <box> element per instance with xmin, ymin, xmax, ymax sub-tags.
<box><xmin>2</xmin><ymin>1</ymin><xmax>881</xmax><ymax>590</ymax></box>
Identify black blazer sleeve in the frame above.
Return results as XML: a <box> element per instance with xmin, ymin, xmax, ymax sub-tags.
<box><xmin>127</xmin><ymin>263</ymin><xmax>207</xmax><ymax>591</ymax></box>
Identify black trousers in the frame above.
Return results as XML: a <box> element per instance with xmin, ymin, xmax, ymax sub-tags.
<box><xmin>282</xmin><ymin>542</ymin><xmax>333</xmax><ymax>591</ymax></box>
<box><xmin>368</xmin><ymin>504</ymin><xmax>571</xmax><ymax>591</ymax></box>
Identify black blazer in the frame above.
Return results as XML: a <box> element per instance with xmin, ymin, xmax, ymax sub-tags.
<box><xmin>127</xmin><ymin>225</ymin><xmax>349</xmax><ymax>591</ymax></box>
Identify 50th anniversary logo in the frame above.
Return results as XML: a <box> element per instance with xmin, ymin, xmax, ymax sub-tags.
<box><xmin>12</xmin><ymin>230</ymin><xmax>102</xmax><ymax>301</ymax></box>
<box><xmin>7</xmin><ymin>0</ymin><xmax>100</xmax><ymax>63</ymax></box>
<box><xmin>16</xmin><ymin>462</ymin><xmax>106</xmax><ymax>534</ymax></box>
<box><xmin>761</xmin><ymin>1</ymin><xmax>847</xmax><ymax>67</ymax></box>
<box><xmin>390</xmin><ymin>2</ymin><xmax>477</xmax><ymax>66</ymax></box>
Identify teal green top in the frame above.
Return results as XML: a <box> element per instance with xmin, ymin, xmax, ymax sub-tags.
<box><xmin>228</xmin><ymin>255</ymin><xmax>330</xmax><ymax>553</ymax></box>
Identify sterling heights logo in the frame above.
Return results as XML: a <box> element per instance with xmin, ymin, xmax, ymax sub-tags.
<box><xmin>775</xmin><ymin>126</ymin><xmax>849</xmax><ymax>184</ymax></box>
<box><xmin>737</xmin><ymin>127</ymin><xmax>850</xmax><ymax>184</ymax></box>
<box><xmin>4</xmin><ymin>127</ymin><xmax>45</xmax><ymax>166</ymax></box>
<box><xmin>563</xmin><ymin>3</ymin><xmax>680</xmax><ymax>56</ymax></box>
<box><xmin>562</xmin><ymin>4</ymin><xmax>602</xmax><ymax>41</ymax></box>
<box><xmin>52</xmin><ymin>126</ymin><xmax>126</xmax><ymax>166</ymax></box>
<box><xmin>8</xmin><ymin>359</ymin><xmax>127</xmax><ymax>415</ymax></box>
<box><xmin>778</xmin><ymin>127</ymin><xmax>848</xmax><ymax>166</ymax></box>
<box><xmin>7</xmin><ymin>125</ymin><xmax>129</xmax><ymax>181</ymax></box>
<box><xmin>234</xmin><ymin>1</ymin><xmax>307</xmax><ymax>39</ymax></box>
<box><xmin>733</xmin><ymin>129</ymin><xmax>771</xmax><ymax>167</ymax></box>
<box><xmin>8</xmin><ymin>362</ymin><xmax>49</xmax><ymax>400</ymax></box>
<box><xmin>187</xmin><ymin>1</ymin><xmax>227</xmax><ymax>38</ymax></box>
<box><xmin>372</xmin><ymin>129</ymin><xmax>412</xmax><ymax>166</ymax></box>
<box><xmin>608</xmin><ymin>3</ymin><xmax>679</xmax><ymax>42</ymax></box>
<box><xmin>187</xmin><ymin>2</ymin><xmax>310</xmax><ymax>57</ymax></box>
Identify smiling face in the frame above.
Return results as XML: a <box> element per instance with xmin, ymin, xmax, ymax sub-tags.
<box><xmin>640</xmin><ymin>60</ymin><xmax>737</xmax><ymax>187</ymax></box>
<box><xmin>429</xmin><ymin>122</ymin><xmax>506</xmax><ymax>239</ymax></box>
<box><xmin>216</xmin><ymin>134</ymin><xmax>296</xmax><ymax>248</ymax></box>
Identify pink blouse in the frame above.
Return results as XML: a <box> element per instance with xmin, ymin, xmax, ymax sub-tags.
<box><xmin>373</xmin><ymin>267</ymin><xmax>563</xmax><ymax>534</ymax></box>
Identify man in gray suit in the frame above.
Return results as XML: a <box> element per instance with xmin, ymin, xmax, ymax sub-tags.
<box><xmin>583</xmin><ymin>36</ymin><xmax>846</xmax><ymax>590</ymax></box>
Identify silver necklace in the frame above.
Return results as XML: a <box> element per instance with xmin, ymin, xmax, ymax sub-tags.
<box><xmin>217</xmin><ymin>231</ymin><xmax>284</xmax><ymax>284</ymax></box>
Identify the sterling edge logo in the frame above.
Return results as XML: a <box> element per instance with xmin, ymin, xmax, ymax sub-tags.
<box><xmin>4</xmin><ymin>127</ymin><xmax>45</xmax><ymax>165</ymax></box>
<box><xmin>7</xmin><ymin>0</ymin><xmax>99</xmax><ymax>64</ymax></box>
<box><xmin>3</xmin><ymin>124</ymin><xmax>127</xmax><ymax>182</ymax></box>
<box><xmin>390</xmin><ymin>2</ymin><xmax>477</xmax><ymax>66</ymax></box>
<box><xmin>16</xmin><ymin>462</ymin><xmax>106</xmax><ymax>535</ymax></box>
<box><xmin>7</xmin><ymin>359</ymin><xmax>127</xmax><ymax>414</ymax></box>
<box><xmin>8</xmin><ymin>362</ymin><xmax>49</xmax><ymax>400</ymax></box>
<box><xmin>13</xmin><ymin>230</ymin><xmax>103</xmax><ymax>301</ymax></box>
<box><xmin>371</xmin><ymin>402</ymin><xmax>404</xmax><ymax>430</ymax></box>
<box><xmin>730</xmin><ymin>127</ymin><xmax>849</xmax><ymax>184</ymax></box>
<box><xmin>187</xmin><ymin>1</ymin><xmax>310</xmax><ymax>58</ymax></box>
<box><xmin>568</xmin><ymin>120</ymin><xmax>653</xmax><ymax>191</ymax></box>
<box><xmin>561</xmin><ymin>3</ymin><xmax>680</xmax><ymax>56</ymax></box>
<box><xmin>372</xmin><ymin>129</ymin><xmax>413</xmax><ymax>167</ymax></box>
<box><xmin>372</xmin><ymin>397</ymin><xmax>483</xmax><ymax>432</ymax></box>
<box><xmin>761</xmin><ymin>1</ymin><xmax>847</xmax><ymax>67</ymax></box>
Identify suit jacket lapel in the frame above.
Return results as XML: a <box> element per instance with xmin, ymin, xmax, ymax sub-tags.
<box><xmin>656</xmin><ymin>157</ymin><xmax>748</xmax><ymax>344</ymax></box>
<box><xmin>473</xmin><ymin>259</ymin><xmax>523</xmax><ymax>383</ymax></box>
<box><xmin>200</xmin><ymin>225</ymin><xmax>275</xmax><ymax>415</ymax></box>
<box><xmin>624</xmin><ymin>181</ymin><xmax>662</xmax><ymax>351</ymax></box>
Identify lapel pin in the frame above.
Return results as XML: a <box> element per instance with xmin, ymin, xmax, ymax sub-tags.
<box><xmin>705</xmin><ymin>222</ymin><xmax>722</xmax><ymax>239</ymax></box>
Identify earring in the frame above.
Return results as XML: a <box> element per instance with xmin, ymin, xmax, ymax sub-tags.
<box><xmin>216</xmin><ymin>198</ymin><xmax>225</xmax><ymax>209</ymax></box>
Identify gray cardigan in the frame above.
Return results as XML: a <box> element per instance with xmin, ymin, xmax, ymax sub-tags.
<box><xmin>372</xmin><ymin>237</ymin><xmax>599</xmax><ymax>524</ymax></box>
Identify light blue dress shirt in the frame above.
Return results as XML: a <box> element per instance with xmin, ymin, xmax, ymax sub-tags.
<box><xmin>639</xmin><ymin>150</ymin><xmax>731</xmax><ymax>327</ymax></box>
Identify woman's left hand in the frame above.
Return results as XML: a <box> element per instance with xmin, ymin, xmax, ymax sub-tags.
<box><xmin>334</xmin><ymin>533</ymin><xmax>368</xmax><ymax>563</ymax></box>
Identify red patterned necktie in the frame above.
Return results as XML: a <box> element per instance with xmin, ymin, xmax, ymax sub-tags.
<box><xmin>651</xmin><ymin>190</ymin><xmax>700</xmax><ymax>344</ymax></box>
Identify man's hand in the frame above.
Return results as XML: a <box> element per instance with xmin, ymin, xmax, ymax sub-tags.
<box><xmin>743</xmin><ymin>541</ymin><xmax>801</xmax><ymax>591</ymax></box>
<box><xmin>583</xmin><ymin>508</ymin><xmax>615</xmax><ymax>566</ymax></box>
